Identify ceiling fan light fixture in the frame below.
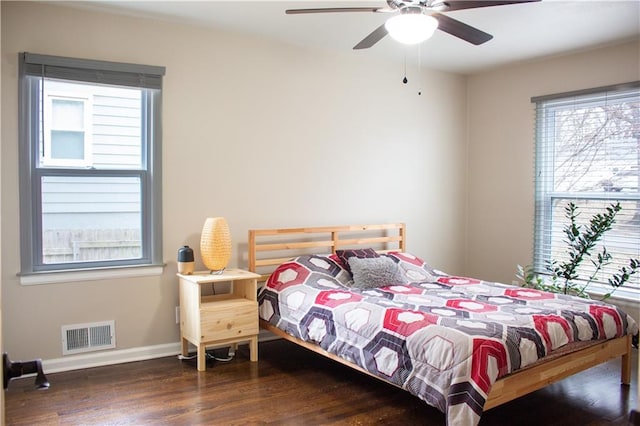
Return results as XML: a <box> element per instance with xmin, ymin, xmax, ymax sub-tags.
<box><xmin>385</xmin><ymin>10</ymin><xmax>439</xmax><ymax>45</ymax></box>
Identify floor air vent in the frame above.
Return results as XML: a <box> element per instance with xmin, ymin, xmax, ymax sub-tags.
<box><xmin>62</xmin><ymin>321</ymin><xmax>115</xmax><ymax>355</ymax></box>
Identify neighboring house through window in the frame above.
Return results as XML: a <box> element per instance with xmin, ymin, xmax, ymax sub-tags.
<box><xmin>532</xmin><ymin>82</ymin><xmax>640</xmax><ymax>298</ymax></box>
<box><xmin>43</xmin><ymin>88</ymin><xmax>92</xmax><ymax>168</ymax></box>
<box><xmin>18</xmin><ymin>53</ymin><xmax>165</xmax><ymax>282</ymax></box>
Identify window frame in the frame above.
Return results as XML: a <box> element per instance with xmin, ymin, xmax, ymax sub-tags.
<box><xmin>18</xmin><ymin>52</ymin><xmax>165</xmax><ymax>278</ymax></box>
<box><xmin>532</xmin><ymin>81</ymin><xmax>640</xmax><ymax>298</ymax></box>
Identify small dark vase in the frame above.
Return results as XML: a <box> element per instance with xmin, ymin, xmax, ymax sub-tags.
<box><xmin>177</xmin><ymin>245</ymin><xmax>195</xmax><ymax>275</ymax></box>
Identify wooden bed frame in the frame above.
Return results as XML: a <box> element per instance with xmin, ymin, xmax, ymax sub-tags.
<box><xmin>248</xmin><ymin>223</ymin><xmax>632</xmax><ymax>411</ymax></box>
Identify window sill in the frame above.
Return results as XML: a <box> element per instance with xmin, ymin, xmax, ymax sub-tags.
<box><xmin>19</xmin><ymin>264</ymin><xmax>165</xmax><ymax>286</ymax></box>
<box><xmin>587</xmin><ymin>286</ymin><xmax>640</xmax><ymax>306</ymax></box>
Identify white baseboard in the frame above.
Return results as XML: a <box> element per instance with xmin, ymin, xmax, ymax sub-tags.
<box><xmin>43</xmin><ymin>342</ymin><xmax>182</xmax><ymax>374</ymax></box>
<box><xmin>258</xmin><ymin>328</ymin><xmax>280</xmax><ymax>342</ymax></box>
<box><xmin>40</xmin><ymin>329</ymin><xmax>280</xmax><ymax>374</ymax></box>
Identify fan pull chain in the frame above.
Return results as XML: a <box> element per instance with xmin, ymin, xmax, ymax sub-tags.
<box><xmin>402</xmin><ymin>52</ymin><xmax>408</xmax><ymax>84</ymax></box>
<box><xmin>417</xmin><ymin>44</ymin><xmax>422</xmax><ymax>96</ymax></box>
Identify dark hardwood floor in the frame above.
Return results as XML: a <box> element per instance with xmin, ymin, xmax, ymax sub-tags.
<box><xmin>5</xmin><ymin>340</ymin><xmax>638</xmax><ymax>425</ymax></box>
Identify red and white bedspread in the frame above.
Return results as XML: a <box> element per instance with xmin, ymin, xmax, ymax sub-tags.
<box><xmin>257</xmin><ymin>252</ymin><xmax>638</xmax><ymax>425</ymax></box>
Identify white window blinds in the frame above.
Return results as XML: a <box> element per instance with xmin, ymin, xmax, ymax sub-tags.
<box><xmin>532</xmin><ymin>82</ymin><xmax>640</xmax><ymax>296</ymax></box>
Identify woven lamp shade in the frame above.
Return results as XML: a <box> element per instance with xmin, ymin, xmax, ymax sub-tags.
<box><xmin>200</xmin><ymin>217</ymin><xmax>232</xmax><ymax>273</ymax></box>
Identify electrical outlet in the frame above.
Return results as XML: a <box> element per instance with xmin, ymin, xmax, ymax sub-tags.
<box><xmin>175</xmin><ymin>306</ymin><xmax>180</xmax><ymax>324</ymax></box>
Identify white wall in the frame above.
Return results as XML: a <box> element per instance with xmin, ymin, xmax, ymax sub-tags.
<box><xmin>1</xmin><ymin>2</ymin><xmax>467</xmax><ymax>360</ymax></box>
<box><xmin>465</xmin><ymin>40</ymin><xmax>640</xmax><ymax>323</ymax></box>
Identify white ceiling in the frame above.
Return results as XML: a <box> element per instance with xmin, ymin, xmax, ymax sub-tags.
<box><xmin>63</xmin><ymin>0</ymin><xmax>640</xmax><ymax>74</ymax></box>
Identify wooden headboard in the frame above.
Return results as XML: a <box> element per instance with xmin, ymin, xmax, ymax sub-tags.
<box><xmin>248</xmin><ymin>223</ymin><xmax>405</xmax><ymax>282</ymax></box>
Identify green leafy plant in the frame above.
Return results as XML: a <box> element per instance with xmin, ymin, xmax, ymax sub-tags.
<box><xmin>517</xmin><ymin>201</ymin><xmax>640</xmax><ymax>300</ymax></box>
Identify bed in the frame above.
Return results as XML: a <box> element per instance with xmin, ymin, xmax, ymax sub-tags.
<box><xmin>248</xmin><ymin>223</ymin><xmax>637</xmax><ymax>425</ymax></box>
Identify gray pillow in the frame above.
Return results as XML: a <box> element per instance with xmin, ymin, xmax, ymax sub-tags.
<box><xmin>348</xmin><ymin>256</ymin><xmax>408</xmax><ymax>289</ymax></box>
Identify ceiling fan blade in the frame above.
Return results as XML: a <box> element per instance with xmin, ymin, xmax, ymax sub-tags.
<box><xmin>433</xmin><ymin>13</ymin><xmax>493</xmax><ymax>45</ymax></box>
<box><xmin>353</xmin><ymin>24</ymin><xmax>389</xmax><ymax>50</ymax></box>
<box><xmin>442</xmin><ymin>0</ymin><xmax>541</xmax><ymax>12</ymax></box>
<box><xmin>286</xmin><ymin>7</ymin><xmax>388</xmax><ymax>14</ymax></box>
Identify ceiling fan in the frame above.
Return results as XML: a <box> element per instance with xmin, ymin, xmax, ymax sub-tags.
<box><xmin>286</xmin><ymin>0</ymin><xmax>541</xmax><ymax>49</ymax></box>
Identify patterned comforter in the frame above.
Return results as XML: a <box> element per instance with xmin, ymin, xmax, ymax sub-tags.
<box><xmin>257</xmin><ymin>252</ymin><xmax>638</xmax><ymax>425</ymax></box>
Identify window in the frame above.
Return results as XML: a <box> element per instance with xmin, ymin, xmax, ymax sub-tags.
<box><xmin>43</xmin><ymin>91</ymin><xmax>91</xmax><ymax>167</ymax></box>
<box><xmin>19</xmin><ymin>53</ymin><xmax>165</xmax><ymax>277</ymax></box>
<box><xmin>532</xmin><ymin>82</ymin><xmax>640</xmax><ymax>297</ymax></box>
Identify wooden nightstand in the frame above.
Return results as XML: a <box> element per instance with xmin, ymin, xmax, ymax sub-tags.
<box><xmin>177</xmin><ymin>269</ymin><xmax>260</xmax><ymax>371</ymax></box>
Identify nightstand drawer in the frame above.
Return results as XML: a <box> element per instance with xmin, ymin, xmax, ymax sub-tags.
<box><xmin>201</xmin><ymin>299</ymin><xmax>258</xmax><ymax>341</ymax></box>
